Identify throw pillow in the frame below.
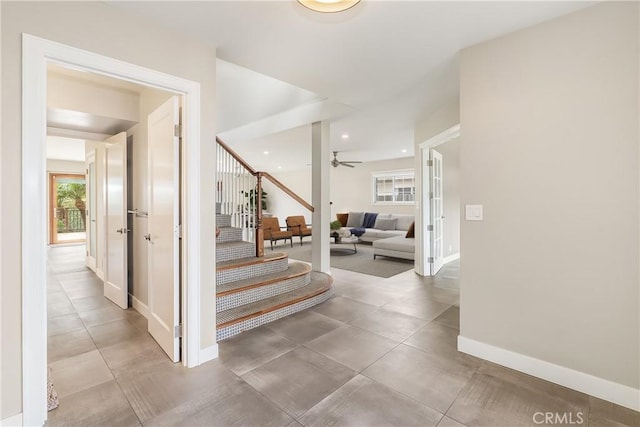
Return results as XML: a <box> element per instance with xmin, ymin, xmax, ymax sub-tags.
<box><xmin>405</xmin><ymin>221</ymin><xmax>415</xmax><ymax>238</ymax></box>
<box><xmin>362</xmin><ymin>212</ymin><xmax>378</xmax><ymax>228</ymax></box>
<box><xmin>346</xmin><ymin>211</ymin><xmax>365</xmax><ymax>227</ymax></box>
<box><xmin>336</xmin><ymin>213</ymin><xmax>349</xmax><ymax>227</ymax></box>
<box><xmin>375</xmin><ymin>217</ymin><xmax>397</xmax><ymax>231</ymax></box>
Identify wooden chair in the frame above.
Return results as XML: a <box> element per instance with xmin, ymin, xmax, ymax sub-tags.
<box><xmin>286</xmin><ymin>215</ymin><xmax>312</xmax><ymax>246</ymax></box>
<box><xmin>263</xmin><ymin>217</ymin><xmax>293</xmax><ymax>250</ymax></box>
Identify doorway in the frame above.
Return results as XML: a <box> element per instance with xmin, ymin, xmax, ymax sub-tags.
<box><xmin>22</xmin><ymin>34</ymin><xmax>206</xmax><ymax>426</ymax></box>
<box><xmin>49</xmin><ymin>173</ymin><xmax>87</xmax><ymax>244</ymax></box>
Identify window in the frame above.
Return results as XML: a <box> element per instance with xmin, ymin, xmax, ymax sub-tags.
<box><xmin>372</xmin><ymin>170</ymin><xmax>415</xmax><ymax>204</ymax></box>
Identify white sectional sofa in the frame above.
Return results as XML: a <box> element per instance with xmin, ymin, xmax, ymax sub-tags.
<box><xmin>338</xmin><ymin>212</ymin><xmax>416</xmax><ymax>261</ymax></box>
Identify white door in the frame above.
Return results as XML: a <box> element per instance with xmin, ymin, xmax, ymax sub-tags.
<box><xmin>104</xmin><ymin>132</ymin><xmax>128</xmax><ymax>309</ymax></box>
<box><xmin>430</xmin><ymin>149</ymin><xmax>444</xmax><ymax>275</ymax></box>
<box><xmin>85</xmin><ymin>150</ymin><xmax>97</xmax><ymax>271</ymax></box>
<box><xmin>147</xmin><ymin>96</ymin><xmax>181</xmax><ymax>362</ymax></box>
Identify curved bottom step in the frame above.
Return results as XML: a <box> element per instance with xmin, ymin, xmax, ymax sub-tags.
<box><xmin>216</xmin><ymin>272</ymin><xmax>332</xmax><ymax>341</ymax></box>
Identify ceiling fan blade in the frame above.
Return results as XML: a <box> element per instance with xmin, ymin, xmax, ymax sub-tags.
<box><xmin>341</xmin><ymin>161</ymin><xmax>363</xmax><ymax>164</ymax></box>
<box><xmin>341</xmin><ymin>163</ymin><xmax>355</xmax><ymax>168</ymax></box>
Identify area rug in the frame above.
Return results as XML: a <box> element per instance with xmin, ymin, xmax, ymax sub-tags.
<box><xmin>277</xmin><ymin>242</ymin><xmax>414</xmax><ymax>278</ymax></box>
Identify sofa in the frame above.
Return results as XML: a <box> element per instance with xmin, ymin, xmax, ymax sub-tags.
<box><xmin>338</xmin><ymin>212</ymin><xmax>414</xmax><ymax>243</ymax></box>
<box><xmin>337</xmin><ymin>211</ymin><xmax>416</xmax><ymax>261</ymax></box>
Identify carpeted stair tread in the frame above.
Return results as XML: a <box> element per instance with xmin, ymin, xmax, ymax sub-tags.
<box><xmin>216</xmin><ymin>252</ymin><xmax>287</xmax><ymax>271</ymax></box>
<box><xmin>216</xmin><ymin>240</ymin><xmax>255</xmax><ymax>262</ymax></box>
<box><xmin>216</xmin><ymin>226</ymin><xmax>243</xmax><ymax>243</ymax></box>
<box><xmin>217</xmin><ymin>272</ymin><xmax>332</xmax><ymax>328</ymax></box>
<box><xmin>217</xmin><ymin>262</ymin><xmax>310</xmax><ymax>296</ymax></box>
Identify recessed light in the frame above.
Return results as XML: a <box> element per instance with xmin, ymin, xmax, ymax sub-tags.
<box><xmin>263</xmin><ymin>151</ymin><xmax>269</xmax><ymax>155</ymax></box>
<box><xmin>341</xmin><ymin>134</ymin><xmax>349</xmax><ymax>140</ymax></box>
<box><xmin>277</xmin><ymin>166</ymin><xmax>282</xmax><ymax>169</ymax></box>
<box><xmin>401</xmin><ymin>149</ymin><xmax>407</xmax><ymax>153</ymax></box>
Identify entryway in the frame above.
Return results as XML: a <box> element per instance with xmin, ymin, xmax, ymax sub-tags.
<box><xmin>48</xmin><ymin>173</ymin><xmax>87</xmax><ymax>244</ymax></box>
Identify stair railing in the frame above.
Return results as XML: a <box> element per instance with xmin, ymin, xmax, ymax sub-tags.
<box><xmin>216</xmin><ymin>137</ymin><xmax>314</xmax><ymax>257</ymax></box>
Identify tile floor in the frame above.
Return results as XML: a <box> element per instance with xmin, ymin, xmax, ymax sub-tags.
<box><xmin>46</xmin><ymin>246</ymin><xmax>638</xmax><ymax>427</ymax></box>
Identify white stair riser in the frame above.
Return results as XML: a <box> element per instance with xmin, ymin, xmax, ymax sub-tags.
<box><xmin>216</xmin><ymin>290</ymin><xmax>332</xmax><ymax>341</ymax></box>
<box><xmin>216</xmin><ymin>257</ymin><xmax>289</xmax><ymax>285</ymax></box>
<box><xmin>216</xmin><ymin>242</ymin><xmax>254</xmax><ymax>263</ymax></box>
<box><xmin>217</xmin><ymin>273</ymin><xmax>311</xmax><ymax>312</ymax></box>
<box><xmin>216</xmin><ymin>227</ymin><xmax>243</xmax><ymax>243</ymax></box>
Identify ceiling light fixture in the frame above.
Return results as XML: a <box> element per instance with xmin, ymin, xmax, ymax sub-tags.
<box><xmin>264</xmin><ymin>151</ymin><xmax>269</xmax><ymax>155</ymax></box>
<box><xmin>341</xmin><ymin>134</ymin><xmax>349</xmax><ymax>139</ymax></box>
<box><xmin>401</xmin><ymin>149</ymin><xmax>407</xmax><ymax>153</ymax></box>
<box><xmin>297</xmin><ymin>0</ymin><xmax>361</xmax><ymax>13</ymax></box>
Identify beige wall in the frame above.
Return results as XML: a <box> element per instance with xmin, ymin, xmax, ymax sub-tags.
<box><xmin>1</xmin><ymin>2</ymin><xmax>216</xmax><ymax>418</ymax></box>
<box><xmin>460</xmin><ymin>1</ymin><xmax>638</xmax><ymax>391</ymax></box>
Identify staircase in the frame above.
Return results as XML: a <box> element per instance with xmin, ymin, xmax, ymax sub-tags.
<box><xmin>215</xmin><ymin>213</ymin><xmax>333</xmax><ymax>341</ymax></box>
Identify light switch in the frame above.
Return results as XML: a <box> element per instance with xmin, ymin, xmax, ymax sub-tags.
<box><xmin>465</xmin><ymin>204</ymin><xmax>483</xmax><ymax>221</ymax></box>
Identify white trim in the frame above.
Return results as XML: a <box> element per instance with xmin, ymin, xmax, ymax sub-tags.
<box><xmin>442</xmin><ymin>253</ymin><xmax>460</xmax><ymax>265</ymax></box>
<box><xmin>131</xmin><ymin>295</ymin><xmax>150</xmax><ymax>319</ymax></box>
<box><xmin>1</xmin><ymin>413</ymin><xmax>23</xmax><ymax>427</ymax></box>
<box><xmin>458</xmin><ymin>335</ymin><xmax>640</xmax><ymax>411</ymax></box>
<box><xmin>199</xmin><ymin>344</ymin><xmax>220</xmax><ymax>364</ymax></box>
<box><xmin>415</xmin><ymin>124</ymin><xmax>460</xmax><ymax>277</ymax></box>
<box><xmin>96</xmin><ymin>268</ymin><xmax>105</xmax><ymax>281</ymax></box>
<box><xmin>22</xmin><ymin>34</ymin><xmax>204</xmax><ymax>425</ymax></box>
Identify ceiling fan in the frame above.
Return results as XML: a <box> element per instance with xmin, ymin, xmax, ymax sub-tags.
<box><xmin>331</xmin><ymin>151</ymin><xmax>362</xmax><ymax>168</ymax></box>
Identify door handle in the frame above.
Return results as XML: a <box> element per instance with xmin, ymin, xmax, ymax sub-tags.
<box><xmin>116</xmin><ymin>228</ymin><xmax>131</xmax><ymax>234</ymax></box>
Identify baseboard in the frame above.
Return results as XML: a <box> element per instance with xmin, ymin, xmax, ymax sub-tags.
<box><xmin>131</xmin><ymin>295</ymin><xmax>149</xmax><ymax>319</ymax></box>
<box><xmin>96</xmin><ymin>268</ymin><xmax>104</xmax><ymax>281</ymax></box>
<box><xmin>199</xmin><ymin>344</ymin><xmax>219</xmax><ymax>364</ymax></box>
<box><xmin>443</xmin><ymin>253</ymin><xmax>460</xmax><ymax>264</ymax></box>
<box><xmin>1</xmin><ymin>412</ymin><xmax>23</xmax><ymax>427</ymax></box>
<box><xmin>458</xmin><ymin>335</ymin><xmax>640</xmax><ymax>411</ymax></box>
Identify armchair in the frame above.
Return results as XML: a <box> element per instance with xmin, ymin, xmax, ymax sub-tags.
<box><xmin>286</xmin><ymin>215</ymin><xmax>312</xmax><ymax>246</ymax></box>
<box><xmin>263</xmin><ymin>217</ymin><xmax>293</xmax><ymax>250</ymax></box>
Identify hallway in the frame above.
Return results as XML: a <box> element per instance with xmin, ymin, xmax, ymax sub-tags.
<box><xmin>45</xmin><ymin>245</ymin><xmax>637</xmax><ymax>426</ymax></box>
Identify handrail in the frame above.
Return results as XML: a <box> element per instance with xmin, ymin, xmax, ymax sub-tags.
<box><xmin>262</xmin><ymin>172</ymin><xmax>314</xmax><ymax>212</ymax></box>
<box><xmin>216</xmin><ymin>137</ymin><xmax>257</xmax><ymax>176</ymax></box>
<box><xmin>216</xmin><ymin>137</ymin><xmax>314</xmax><ymax>212</ymax></box>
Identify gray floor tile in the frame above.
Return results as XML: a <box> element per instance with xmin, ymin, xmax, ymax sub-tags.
<box><xmin>311</xmin><ymin>295</ymin><xmax>378</xmax><ymax>323</ymax></box>
<box><xmin>265</xmin><ymin>309</ymin><xmax>344</xmax><ymax>344</ymax></box>
<box><xmin>144</xmin><ymin>377</ymin><xmax>293</xmax><ymax>427</ymax></box>
<box><xmin>100</xmin><ymin>333</ymin><xmax>171</xmax><ymax>376</ymax></box>
<box><xmin>437</xmin><ymin>416</ymin><xmax>467</xmax><ymax>427</ymax></box>
<box><xmin>47</xmin><ymin>380</ymin><xmax>141</xmax><ymax>427</ymax></box>
<box><xmin>299</xmin><ymin>375</ymin><xmax>443</xmax><ymax>427</ymax></box>
<box><xmin>589</xmin><ymin>396</ymin><xmax>640</xmax><ymax>427</ymax></box>
<box><xmin>242</xmin><ymin>347</ymin><xmax>356</xmax><ymax>419</ymax></box>
<box><xmin>49</xmin><ymin>349</ymin><xmax>114</xmax><ymax>398</ymax></box>
<box><xmin>48</xmin><ymin>312</ymin><xmax>85</xmax><ymax>337</ymax></box>
<box><xmin>87</xmin><ymin>318</ymin><xmax>147</xmax><ymax>349</ymax></box>
<box><xmin>404</xmin><ymin>322</ymin><xmax>482</xmax><ymax>368</ymax></box>
<box><xmin>71</xmin><ymin>295</ymin><xmax>117</xmax><ymax>313</ymax></box>
<box><xmin>382</xmin><ymin>294</ymin><xmax>452</xmax><ymax>321</ymax></box>
<box><xmin>48</xmin><ymin>298</ymin><xmax>77</xmax><ymax>318</ymax></box>
<box><xmin>305</xmin><ymin>324</ymin><xmax>398</xmax><ymax>372</ymax></box>
<box><xmin>434</xmin><ymin>306</ymin><xmax>459</xmax><ymax>330</ymax></box>
<box><xmin>349</xmin><ymin>308</ymin><xmax>428</xmax><ymax>342</ymax></box>
<box><xmin>117</xmin><ymin>360</ymin><xmax>240</xmax><ymax>423</ymax></box>
<box><xmin>363</xmin><ymin>344</ymin><xmax>478</xmax><ymax>413</ymax></box>
<box><xmin>78</xmin><ymin>304</ymin><xmax>129</xmax><ymax>328</ymax></box>
<box><xmin>48</xmin><ymin>328</ymin><xmax>97</xmax><ymax>364</ymax></box>
<box><xmin>218</xmin><ymin>327</ymin><xmax>298</xmax><ymax>375</ymax></box>
<box><xmin>446</xmin><ymin>362</ymin><xmax>589</xmax><ymax>426</ymax></box>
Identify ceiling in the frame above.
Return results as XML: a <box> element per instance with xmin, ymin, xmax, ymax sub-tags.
<box><xmin>109</xmin><ymin>1</ymin><xmax>595</xmax><ymax>170</ymax></box>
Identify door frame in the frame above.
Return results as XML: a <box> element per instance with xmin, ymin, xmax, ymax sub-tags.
<box><xmin>416</xmin><ymin>124</ymin><xmax>460</xmax><ymax>276</ymax></box>
<box><xmin>48</xmin><ymin>172</ymin><xmax>87</xmax><ymax>245</ymax></box>
<box><xmin>22</xmin><ymin>34</ymin><xmax>205</xmax><ymax>426</ymax></box>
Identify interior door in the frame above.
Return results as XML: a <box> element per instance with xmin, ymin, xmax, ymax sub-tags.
<box><xmin>104</xmin><ymin>132</ymin><xmax>128</xmax><ymax>309</ymax></box>
<box><xmin>86</xmin><ymin>150</ymin><xmax>97</xmax><ymax>271</ymax></box>
<box><xmin>147</xmin><ymin>96</ymin><xmax>181</xmax><ymax>362</ymax></box>
<box><xmin>430</xmin><ymin>149</ymin><xmax>444</xmax><ymax>275</ymax></box>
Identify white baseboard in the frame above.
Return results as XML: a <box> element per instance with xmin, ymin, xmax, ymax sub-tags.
<box><xmin>1</xmin><ymin>412</ymin><xmax>23</xmax><ymax>427</ymax></box>
<box><xmin>96</xmin><ymin>268</ymin><xmax>104</xmax><ymax>281</ymax></box>
<box><xmin>199</xmin><ymin>344</ymin><xmax>219</xmax><ymax>364</ymax></box>
<box><xmin>458</xmin><ymin>335</ymin><xmax>640</xmax><ymax>411</ymax></box>
<box><xmin>443</xmin><ymin>253</ymin><xmax>460</xmax><ymax>264</ymax></box>
<box><xmin>131</xmin><ymin>295</ymin><xmax>149</xmax><ymax>319</ymax></box>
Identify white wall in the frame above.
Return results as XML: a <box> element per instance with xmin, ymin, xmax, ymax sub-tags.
<box><xmin>459</xmin><ymin>1</ymin><xmax>638</xmax><ymax>405</ymax></box>
<box><xmin>46</xmin><ymin>159</ymin><xmax>84</xmax><ymax>174</ymax></box>
<box><xmin>264</xmin><ymin>156</ymin><xmax>418</xmax><ymax>226</ymax></box>
<box><xmin>48</xmin><ymin>72</ymin><xmax>139</xmax><ymax>122</ymax></box>
<box><xmin>1</xmin><ymin>2</ymin><xmax>217</xmax><ymax>418</ymax></box>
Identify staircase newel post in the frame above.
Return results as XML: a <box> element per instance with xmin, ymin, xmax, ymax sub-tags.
<box><xmin>256</xmin><ymin>173</ymin><xmax>264</xmax><ymax>257</ymax></box>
